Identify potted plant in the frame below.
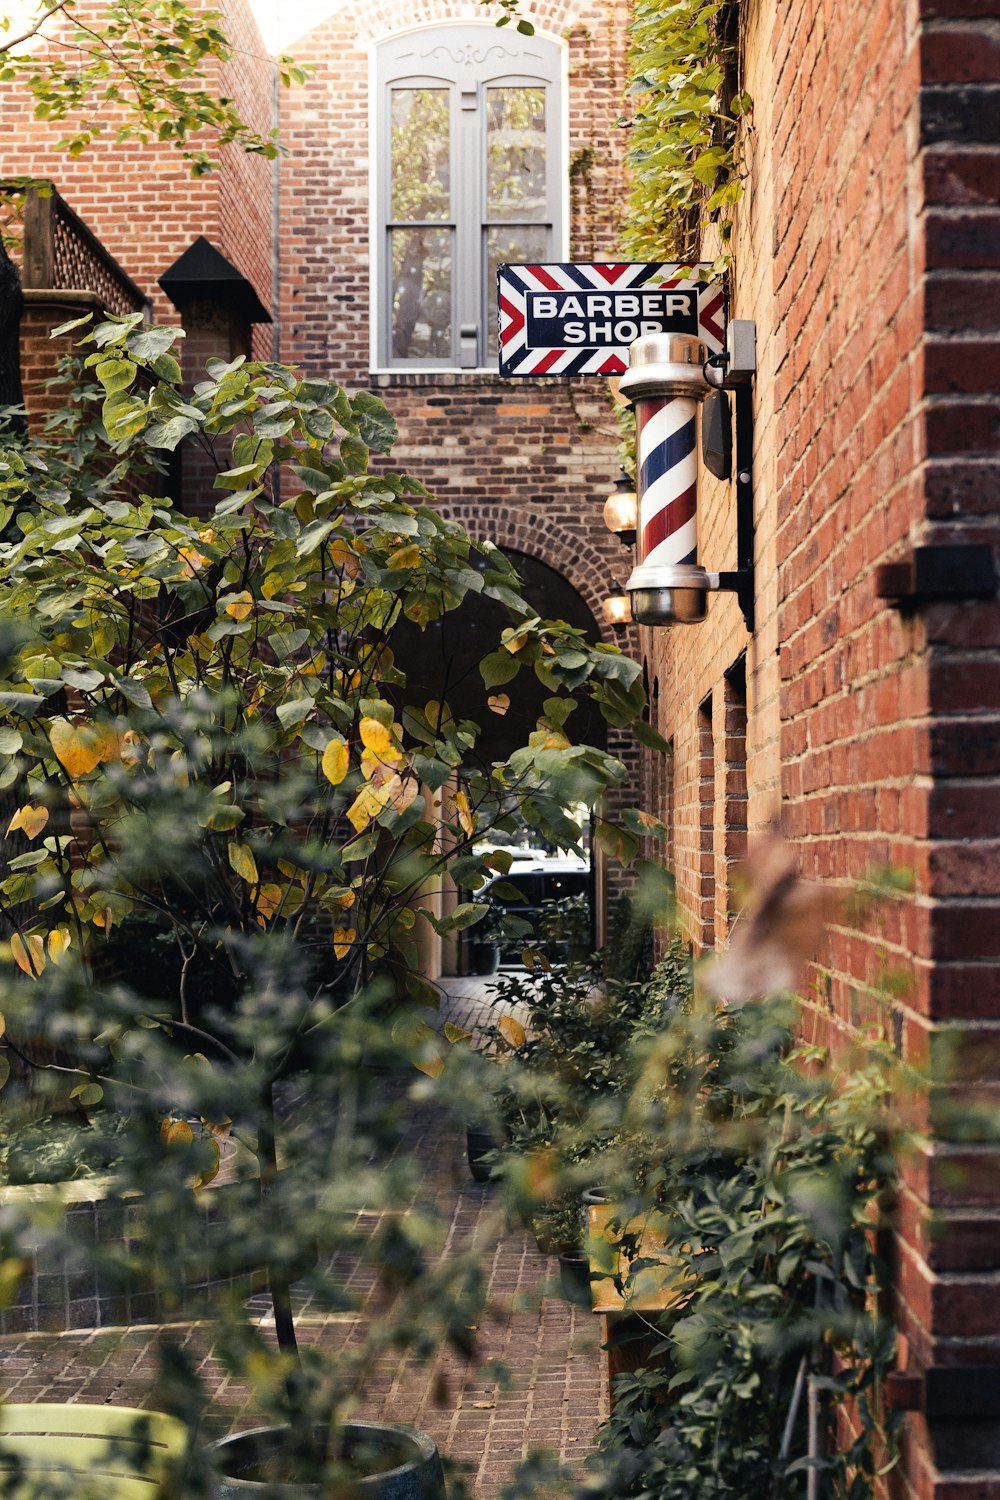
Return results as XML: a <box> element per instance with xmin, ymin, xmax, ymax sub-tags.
<box><xmin>211</xmin><ymin>1419</ymin><xmax>445</xmax><ymax>1499</ymax></box>
<box><xmin>468</xmin><ymin>903</ymin><xmax>505</xmax><ymax>976</ymax></box>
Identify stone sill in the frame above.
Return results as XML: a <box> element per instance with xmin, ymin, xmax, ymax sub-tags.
<box><xmin>369</xmin><ymin>369</ymin><xmax>598</xmax><ymax>392</ymax></box>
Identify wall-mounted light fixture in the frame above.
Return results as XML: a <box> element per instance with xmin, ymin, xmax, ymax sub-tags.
<box><xmin>601</xmin><ymin>585</ymin><xmax>633</xmax><ymax>634</ymax></box>
<box><xmin>603</xmin><ymin>470</ymin><xmax>637</xmax><ymax>550</ymax></box>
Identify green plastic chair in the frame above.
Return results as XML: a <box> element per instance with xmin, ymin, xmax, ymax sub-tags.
<box><xmin>0</xmin><ymin>1404</ymin><xmax>186</xmax><ymax>1498</ymax></box>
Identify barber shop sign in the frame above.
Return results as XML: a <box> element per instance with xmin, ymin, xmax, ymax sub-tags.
<box><xmin>497</xmin><ymin>262</ymin><xmax>725</xmax><ymax>378</ymax></box>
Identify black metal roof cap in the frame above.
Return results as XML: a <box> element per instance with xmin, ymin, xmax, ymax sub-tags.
<box><xmin>158</xmin><ymin>235</ymin><xmax>272</xmax><ymax>323</ymax></box>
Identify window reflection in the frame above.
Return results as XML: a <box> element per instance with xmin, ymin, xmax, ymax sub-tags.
<box><xmin>487</xmin><ymin>86</ymin><xmax>546</xmax><ymax>221</ymax></box>
<box><xmin>485</xmin><ymin>224</ymin><xmax>547</xmax><ymax>356</ymax></box>
<box><xmin>391</xmin><ymin>227</ymin><xmax>452</xmax><ymax>359</ymax></box>
<box><xmin>391</xmin><ymin>88</ymin><xmax>450</xmax><ymax>221</ymax></box>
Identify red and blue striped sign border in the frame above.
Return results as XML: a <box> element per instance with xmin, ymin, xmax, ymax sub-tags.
<box><xmin>497</xmin><ymin>262</ymin><xmax>726</xmax><ymax>377</ymax></box>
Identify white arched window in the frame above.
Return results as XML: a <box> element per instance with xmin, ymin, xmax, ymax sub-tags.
<box><xmin>373</xmin><ymin>24</ymin><xmax>565</xmax><ymax>370</ymax></box>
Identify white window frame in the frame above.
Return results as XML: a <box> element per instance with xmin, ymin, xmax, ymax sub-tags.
<box><xmin>368</xmin><ymin>21</ymin><xmax>569</xmax><ymax>374</ymax></box>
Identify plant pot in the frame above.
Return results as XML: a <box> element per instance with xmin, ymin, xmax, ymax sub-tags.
<box><xmin>532</xmin><ymin>1218</ymin><xmax>576</xmax><ymax>1257</ymax></box>
<box><xmin>469</xmin><ymin>941</ymin><xmax>500</xmax><ymax>976</ymax></box>
<box><xmin>579</xmin><ymin>1184</ymin><xmax>611</xmax><ymax>1242</ymax></box>
<box><xmin>465</xmin><ymin>1124</ymin><xmax>501</xmax><ymax>1183</ymax></box>
<box><xmin>558</xmin><ymin>1251</ymin><xmax>592</xmax><ymax>1307</ymax></box>
<box><xmin>0</xmin><ymin>1403</ymin><xmax>186</xmax><ymax>1495</ymax></box>
<box><xmin>212</xmin><ymin>1420</ymin><xmax>446</xmax><ymax>1500</ymax></box>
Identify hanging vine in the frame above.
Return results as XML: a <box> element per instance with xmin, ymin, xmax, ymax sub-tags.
<box><xmin>622</xmin><ymin>0</ymin><xmax>751</xmax><ymax>271</ymax></box>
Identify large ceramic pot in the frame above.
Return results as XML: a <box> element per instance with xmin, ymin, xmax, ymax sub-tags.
<box><xmin>469</xmin><ymin>940</ymin><xmax>500</xmax><ymax>976</ymax></box>
<box><xmin>558</xmin><ymin>1251</ymin><xmax>592</xmax><ymax>1307</ymax></box>
<box><xmin>212</xmin><ymin>1420</ymin><xmax>446</xmax><ymax>1500</ymax></box>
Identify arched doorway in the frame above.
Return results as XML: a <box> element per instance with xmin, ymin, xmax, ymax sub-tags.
<box><xmin>392</xmin><ymin>546</ymin><xmax>607</xmax><ymax>763</ymax></box>
<box><xmin>391</xmin><ymin>548</ymin><xmax>606</xmax><ymax>976</ymax></box>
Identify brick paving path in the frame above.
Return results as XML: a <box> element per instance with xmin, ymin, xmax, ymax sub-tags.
<box><xmin>0</xmin><ymin>976</ymin><xmax>607</xmax><ymax>1496</ymax></box>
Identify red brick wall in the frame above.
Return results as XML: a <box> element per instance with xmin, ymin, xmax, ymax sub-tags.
<box><xmin>1</xmin><ymin>0</ymin><xmax>274</xmax><ymax>347</ymax></box>
<box><xmin>899</xmin><ymin>5</ymin><xmax>1000</xmax><ymax>1495</ymax></box>
<box><xmin>639</xmin><ymin>0</ymin><xmax>1000</xmax><ymax>1492</ymax></box>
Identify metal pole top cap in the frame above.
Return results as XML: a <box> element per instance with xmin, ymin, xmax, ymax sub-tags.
<box><xmin>619</xmin><ymin>332</ymin><xmax>709</xmax><ymax>402</ymax></box>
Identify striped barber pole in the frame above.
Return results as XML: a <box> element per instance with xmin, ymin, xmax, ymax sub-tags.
<box><xmin>497</xmin><ymin>262</ymin><xmax>725</xmax><ymax>378</ymax></box>
<box><xmin>636</xmin><ymin>394</ymin><xmax>699</xmax><ymax>569</ymax></box>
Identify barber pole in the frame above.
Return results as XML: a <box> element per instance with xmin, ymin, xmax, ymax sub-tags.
<box><xmin>622</xmin><ymin>333</ymin><xmax>713</xmax><ymax>625</ymax></box>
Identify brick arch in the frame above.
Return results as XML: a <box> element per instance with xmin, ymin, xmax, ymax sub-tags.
<box><xmin>442</xmin><ymin>502</ymin><xmax>630</xmax><ymax>647</ymax></box>
<box><xmin>356</xmin><ymin>0</ymin><xmax>589</xmax><ymax>44</ymax></box>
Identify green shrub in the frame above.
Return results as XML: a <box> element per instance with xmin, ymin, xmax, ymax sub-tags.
<box><xmin>579</xmin><ymin>992</ymin><xmax>908</xmax><ymax>1500</ymax></box>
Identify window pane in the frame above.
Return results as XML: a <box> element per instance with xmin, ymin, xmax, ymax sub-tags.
<box><xmin>391</xmin><ymin>88</ymin><xmax>450</xmax><ymax>221</ymax></box>
<box><xmin>487</xmin><ymin>86</ymin><xmax>546</xmax><ymax>221</ymax></box>
<box><xmin>486</xmin><ymin>225</ymin><xmax>548</xmax><ymax>356</ymax></box>
<box><xmin>392</xmin><ymin>227</ymin><xmax>452</xmax><ymax>359</ymax></box>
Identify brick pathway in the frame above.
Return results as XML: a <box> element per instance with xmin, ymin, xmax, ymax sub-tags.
<box><xmin>0</xmin><ymin>976</ymin><xmax>607</xmax><ymax>1496</ymax></box>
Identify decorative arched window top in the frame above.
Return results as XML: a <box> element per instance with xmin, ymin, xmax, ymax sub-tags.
<box><xmin>372</xmin><ymin>23</ymin><xmax>565</xmax><ymax>371</ymax></box>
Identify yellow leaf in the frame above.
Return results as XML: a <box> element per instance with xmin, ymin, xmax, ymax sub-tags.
<box><xmin>330</xmin><ymin>887</ymin><xmax>356</xmax><ymax>910</ymax></box>
<box><xmin>120</xmin><ymin>729</ymin><xmax>145</xmax><ymax>769</ymax></box>
<box><xmin>502</xmin><ymin>626</ymin><xmax>530</xmax><ymax>654</ymax></box>
<box><xmin>49</xmin><ymin>719</ymin><xmax>105</xmax><ymax>778</ymax></box>
<box><xmin>487</xmin><ymin>694</ymin><xmax>510</xmax><ymax>716</ymax></box>
<box><xmin>179</xmin><ymin>546</ymin><xmax>209</xmax><ymax>576</ymax></box>
<box><xmin>225</xmin><ymin>591</ymin><xmax>254</xmax><ymax>621</ymax></box>
<box><xmin>524</xmin><ymin>1148</ymin><xmax>558</xmax><ymax>1201</ymax></box>
<box><xmin>346</xmin><ymin>782</ymin><xmax>389</xmax><ymax>833</ymax></box>
<box><xmin>321</xmin><ymin>737</ymin><xmax>350</xmax><ymax>785</ymax></box>
<box><xmin>94</xmin><ymin>723</ymin><xmax>120</xmax><ymax>763</ymax></box>
<box><xmin>255</xmin><ymin>883</ymin><xmax>283</xmax><ymax>921</ymax></box>
<box><xmin>161</xmin><ymin>1118</ymin><xmax>194</xmax><ymax>1146</ymax></box>
<box><xmin>228</xmin><ymin>840</ymin><xmax>259</xmax><ymax>885</ymax></box>
<box><xmin>193</xmin><ymin>1138</ymin><xmax>221</xmax><ymax>1192</ymax></box>
<box><xmin>424</xmin><ymin>699</ymin><xmax>454</xmax><ymax>730</ymax></box>
<box><xmin>92</xmin><ymin>907</ymin><xmax>114</xmax><ymax>932</ymax></box>
<box><xmin>10</xmin><ymin>933</ymin><xmax>45</xmax><ymax>978</ymax></box>
<box><xmin>333</xmin><ymin>926</ymin><xmax>356</xmax><ymax>960</ymax></box>
<box><xmin>328</xmin><ymin>539</ymin><xmax>360</xmax><ymax>578</ymax></box>
<box><xmin>454</xmin><ymin>789</ymin><xmax>475</xmax><ymax>837</ymax></box>
<box><xmin>444</xmin><ymin>1022</ymin><xmax>472</xmax><ymax>1044</ymax></box>
<box><xmin>498</xmin><ymin>1015</ymin><xmax>526</xmax><ymax>1049</ymax></box>
<box><xmin>384</xmin><ymin>773</ymin><xmax>418</xmax><ymax>815</ymax></box>
<box><xmin>359</xmin><ymin>716</ymin><xmax>403</xmax><ymax>763</ymax></box>
<box><xmin>0</xmin><ymin>1013</ymin><xmax>5</xmax><ymax>1042</ymax></box>
<box><xmin>47</xmin><ymin>929</ymin><xmax>72</xmax><ymax>965</ymax></box>
<box><xmin>414</xmin><ymin>1052</ymin><xmax>445</xmax><ymax>1079</ymax></box>
<box><xmin>6</xmin><ymin>804</ymin><xmax>49</xmax><ymax>840</ymax></box>
<box><xmin>387</xmin><ymin>543</ymin><xmax>421</xmax><ymax>569</ymax></box>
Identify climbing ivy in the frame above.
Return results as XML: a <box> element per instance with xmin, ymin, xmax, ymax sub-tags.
<box><xmin>622</xmin><ymin>0</ymin><xmax>751</xmax><ymax>271</ymax></box>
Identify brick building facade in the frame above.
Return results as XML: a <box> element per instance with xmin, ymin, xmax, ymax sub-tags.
<box><xmin>4</xmin><ymin>0</ymin><xmax>1000</xmax><ymax>1491</ymax></box>
<box><xmin>636</xmin><ymin>2</ymin><xmax>1000</xmax><ymax>1495</ymax></box>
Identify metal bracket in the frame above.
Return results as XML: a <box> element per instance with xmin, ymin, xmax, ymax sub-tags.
<box><xmin>696</xmin><ymin>369</ymin><xmax>755</xmax><ymax>633</ymax></box>
<box><xmin>875</xmin><ymin>544</ymin><xmax>997</xmax><ymax>609</ymax></box>
<box><xmin>733</xmin><ymin>382</ymin><xmax>755</xmax><ymax>633</ymax></box>
<box><xmin>704</xmin><ymin>320</ymin><xmax>757</xmax><ymax>389</ymax></box>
